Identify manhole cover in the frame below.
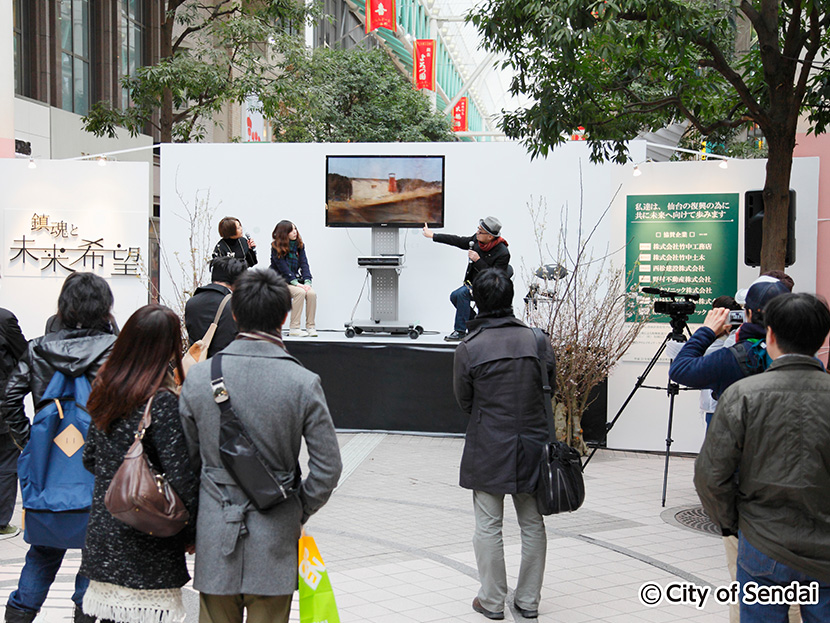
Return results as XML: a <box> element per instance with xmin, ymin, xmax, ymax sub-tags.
<box><xmin>674</xmin><ymin>506</ymin><xmax>721</xmax><ymax>536</ymax></box>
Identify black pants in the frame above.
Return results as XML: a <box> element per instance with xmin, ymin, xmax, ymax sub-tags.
<box><xmin>0</xmin><ymin>431</ymin><xmax>20</xmax><ymax>526</ymax></box>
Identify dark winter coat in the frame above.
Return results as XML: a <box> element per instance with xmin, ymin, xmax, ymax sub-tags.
<box><xmin>453</xmin><ymin>315</ymin><xmax>554</xmax><ymax>494</ymax></box>
<box><xmin>669</xmin><ymin>322</ymin><xmax>767</xmax><ymax>399</ymax></box>
<box><xmin>270</xmin><ymin>244</ymin><xmax>313</xmax><ymax>284</ymax></box>
<box><xmin>80</xmin><ymin>390</ymin><xmax>199</xmax><ymax>589</ymax></box>
<box><xmin>212</xmin><ymin>237</ymin><xmax>257</xmax><ymax>267</ymax></box>
<box><xmin>184</xmin><ymin>283</ymin><xmax>237</xmax><ymax>358</ymax></box>
<box><xmin>695</xmin><ymin>354</ymin><xmax>830</xmax><ymax>583</ymax></box>
<box><xmin>432</xmin><ymin>233</ymin><xmax>510</xmax><ymax>285</ymax></box>
<box><xmin>1</xmin><ymin>328</ymin><xmax>116</xmax><ymax>449</ymax></box>
<box><xmin>0</xmin><ymin>308</ymin><xmax>27</xmax><ymax>435</ymax></box>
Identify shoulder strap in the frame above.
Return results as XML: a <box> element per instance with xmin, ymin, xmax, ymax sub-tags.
<box><xmin>728</xmin><ymin>340</ymin><xmax>766</xmax><ymax>376</ymax></box>
<box><xmin>135</xmin><ymin>396</ymin><xmax>154</xmax><ymax>437</ymax></box>
<box><xmin>531</xmin><ymin>327</ymin><xmax>556</xmax><ymax>442</ymax></box>
<box><xmin>200</xmin><ymin>293</ymin><xmax>232</xmax><ymax>351</ymax></box>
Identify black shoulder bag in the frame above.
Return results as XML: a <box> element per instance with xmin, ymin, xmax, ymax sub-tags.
<box><xmin>211</xmin><ymin>354</ymin><xmax>300</xmax><ymax>511</ymax></box>
<box><xmin>531</xmin><ymin>328</ymin><xmax>585</xmax><ymax>515</ymax></box>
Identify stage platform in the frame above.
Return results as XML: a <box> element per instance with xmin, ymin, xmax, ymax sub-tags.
<box><xmin>283</xmin><ymin>329</ymin><xmax>607</xmax><ymax>440</ymax></box>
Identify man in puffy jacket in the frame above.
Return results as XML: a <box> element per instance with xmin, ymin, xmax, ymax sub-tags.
<box><xmin>453</xmin><ymin>269</ymin><xmax>554</xmax><ymax>620</ymax></box>
<box><xmin>695</xmin><ymin>293</ymin><xmax>830</xmax><ymax>622</ymax></box>
<box><xmin>0</xmin><ymin>308</ymin><xmax>27</xmax><ymax>537</ymax></box>
<box><xmin>2</xmin><ymin>273</ymin><xmax>117</xmax><ymax>623</ymax></box>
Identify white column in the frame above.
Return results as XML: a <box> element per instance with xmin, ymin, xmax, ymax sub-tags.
<box><xmin>0</xmin><ymin>0</ymin><xmax>14</xmax><ymax>158</ymax></box>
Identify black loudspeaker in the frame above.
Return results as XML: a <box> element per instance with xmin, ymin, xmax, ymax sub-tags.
<box><xmin>744</xmin><ymin>190</ymin><xmax>796</xmax><ymax>267</ymax></box>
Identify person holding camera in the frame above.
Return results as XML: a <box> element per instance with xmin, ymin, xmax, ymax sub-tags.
<box><xmin>669</xmin><ymin>279</ymin><xmax>790</xmax><ymax>400</ymax></box>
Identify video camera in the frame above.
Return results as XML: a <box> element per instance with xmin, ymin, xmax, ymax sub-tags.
<box><xmin>641</xmin><ymin>287</ymin><xmax>700</xmax><ymax>341</ymax></box>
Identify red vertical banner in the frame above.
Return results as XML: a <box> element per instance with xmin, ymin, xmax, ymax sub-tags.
<box><xmin>452</xmin><ymin>97</ymin><xmax>468</xmax><ymax>132</ymax></box>
<box><xmin>413</xmin><ymin>40</ymin><xmax>436</xmax><ymax>91</ymax></box>
<box><xmin>365</xmin><ymin>0</ymin><xmax>396</xmax><ymax>33</ymax></box>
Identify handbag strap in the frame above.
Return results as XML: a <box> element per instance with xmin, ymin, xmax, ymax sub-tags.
<box><xmin>531</xmin><ymin>327</ymin><xmax>556</xmax><ymax>443</ymax></box>
<box><xmin>135</xmin><ymin>395</ymin><xmax>154</xmax><ymax>438</ymax></box>
<box><xmin>201</xmin><ymin>293</ymin><xmax>232</xmax><ymax>351</ymax></box>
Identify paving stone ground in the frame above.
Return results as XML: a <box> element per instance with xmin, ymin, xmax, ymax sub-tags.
<box><xmin>0</xmin><ymin>434</ymin><xmax>731</xmax><ymax>622</ymax></box>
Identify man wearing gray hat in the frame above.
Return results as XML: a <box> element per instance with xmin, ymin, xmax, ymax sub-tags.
<box><xmin>423</xmin><ymin>217</ymin><xmax>511</xmax><ymax>341</ymax></box>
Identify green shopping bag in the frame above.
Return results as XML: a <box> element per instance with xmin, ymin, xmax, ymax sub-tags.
<box><xmin>298</xmin><ymin>531</ymin><xmax>340</xmax><ymax>623</ymax></box>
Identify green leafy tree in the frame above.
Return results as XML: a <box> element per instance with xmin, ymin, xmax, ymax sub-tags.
<box><xmin>264</xmin><ymin>47</ymin><xmax>455</xmax><ymax>142</ymax></box>
<box><xmin>470</xmin><ymin>0</ymin><xmax>830</xmax><ymax>271</ymax></box>
<box><xmin>83</xmin><ymin>0</ymin><xmax>309</xmax><ymax>143</ymax></box>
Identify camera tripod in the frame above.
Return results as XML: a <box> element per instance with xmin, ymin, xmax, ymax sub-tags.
<box><xmin>583</xmin><ymin>314</ymin><xmax>693</xmax><ymax>507</ymax></box>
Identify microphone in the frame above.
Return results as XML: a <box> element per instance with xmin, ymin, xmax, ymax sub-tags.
<box><xmin>468</xmin><ymin>240</ymin><xmax>474</xmax><ymax>263</ymax></box>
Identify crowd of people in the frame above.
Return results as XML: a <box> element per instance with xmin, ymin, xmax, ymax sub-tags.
<box><xmin>0</xmin><ymin>211</ymin><xmax>828</xmax><ymax>623</ymax></box>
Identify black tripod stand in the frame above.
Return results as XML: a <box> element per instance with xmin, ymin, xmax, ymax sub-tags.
<box><xmin>583</xmin><ymin>313</ymin><xmax>692</xmax><ymax>507</ymax></box>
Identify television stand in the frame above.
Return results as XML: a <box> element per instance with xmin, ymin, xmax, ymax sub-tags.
<box><xmin>346</xmin><ymin>228</ymin><xmax>423</xmax><ymax>339</ymax></box>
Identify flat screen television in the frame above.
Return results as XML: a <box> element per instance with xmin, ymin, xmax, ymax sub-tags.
<box><xmin>325</xmin><ymin>155</ymin><xmax>445</xmax><ymax>227</ymax></box>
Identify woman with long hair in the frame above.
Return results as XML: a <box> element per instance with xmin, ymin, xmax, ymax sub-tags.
<box><xmin>2</xmin><ymin>272</ymin><xmax>117</xmax><ymax>623</ymax></box>
<box><xmin>270</xmin><ymin>220</ymin><xmax>317</xmax><ymax>337</ymax></box>
<box><xmin>79</xmin><ymin>305</ymin><xmax>198</xmax><ymax>623</ymax></box>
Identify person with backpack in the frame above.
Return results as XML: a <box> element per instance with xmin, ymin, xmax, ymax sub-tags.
<box><xmin>669</xmin><ymin>279</ymin><xmax>790</xmax><ymax>400</ymax></box>
<box><xmin>79</xmin><ymin>305</ymin><xmax>199</xmax><ymax>623</ymax></box>
<box><xmin>1</xmin><ymin>273</ymin><xmax>117</xmax><ymax>623</ymax></box>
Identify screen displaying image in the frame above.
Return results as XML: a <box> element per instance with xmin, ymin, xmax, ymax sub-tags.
<box><xmin>326</xmin><ymin>155</ymin><xmax>445</xmax><ymax>227</ymax></box>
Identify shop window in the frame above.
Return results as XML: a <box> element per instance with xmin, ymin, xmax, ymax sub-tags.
<box><xmin>60</xmin><ymin>0</ymin><xmax>91</xmax><ymax>115</ymax></box>
<box><xmin>13</xmin><ymin>0</ymin><xmax>24</xmax><ymax>95</ymax></box>
<box><xmin>120</xmin><ymin>0</ymin><xmax>147</xmax><ymax>107</ymax></box>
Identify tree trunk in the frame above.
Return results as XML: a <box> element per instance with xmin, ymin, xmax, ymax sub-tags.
<box><xmin>759</xmin><ymin>132</ymin><xmax>794</xmax><ymax>273</ymax></box>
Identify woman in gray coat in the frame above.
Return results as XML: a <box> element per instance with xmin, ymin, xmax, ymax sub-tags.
<box><xmin>179</xmin><ymin>269</ymin><xmax>341</xmax><ymax>623</ymax></box>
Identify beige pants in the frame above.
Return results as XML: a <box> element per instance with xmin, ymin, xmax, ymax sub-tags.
<box><xmin>199</xmin><ymin>593</ymin><xmax>291</xmax><ymax>623</ymax></box>
<box><xmin>287</xmin><ymin>284</ymin><xmax>317</xmax><ymax>330</ymax></box>
<box><xmin>724</xmin><ymin>536</ymin><xmax>801</xmax><ymax>622</ymax></box>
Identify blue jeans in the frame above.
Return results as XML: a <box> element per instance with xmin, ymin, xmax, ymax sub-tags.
<box><xmin>7</xmin><ymin>545</ymin><xmax>88</xmax><ymax>613</ymax></box>
<box><xmin>737</xmin><ymin>535</ymin><xmax>830</xmax><ymax>623</ymax></box>
<box><xmin>450</xmin><ymin>284</ymin><xmax>474</xmax><ymax>333</ymax></box>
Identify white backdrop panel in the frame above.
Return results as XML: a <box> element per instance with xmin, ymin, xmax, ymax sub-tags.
<box><xmin>0</xmin><ymin>160</ymin><xmax>150</xmax><ymax>340</ymax></box>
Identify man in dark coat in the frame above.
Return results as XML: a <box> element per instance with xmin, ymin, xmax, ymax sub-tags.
<box><xmin>184</xmin><ymin>257</ymin><xmax>247</xmax><ymax>358</ymax></box>
<box><xmin>0</xmin><ymin>308</ymin><xmax>27</xmax><ymax>537</ymax></box>
<box><xmin>453</xmin><ymin>269</ymin><xmax>555</xmax><ymax>621</ymax></box>
<box><xmin>423</xmin><ymin>216</ymin><xmax>511</xmax><ymax>341</ymax></box>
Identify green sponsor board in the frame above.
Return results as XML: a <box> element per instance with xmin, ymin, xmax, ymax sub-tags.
<box><xmin>626</xmin><ymin>193</ymin><xmax>738</xmax><ymax>323</ymax></box>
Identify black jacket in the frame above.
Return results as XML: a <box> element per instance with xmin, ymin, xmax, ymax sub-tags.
<box><xmin>1</xmin><ymin>328</ymin><xmax>116</xmax><ymax>448</ymax></box>
<box><xmin>432</xmin><ymin>233</ymin><xmax>510</xmax><ymax>284</ymax></box>
<box><xmin>184</xmin><ymin>283</ymin><xmax>237</xmax><ymax>358</ymax></box>
<box><xmin>0</xmin><ymin>308</ymin><xmax>28</xmax><ymax>435</ymax></box>
<box><xmin>80</xmin><ymin>390</ymin><xmax>199</xmax><ymax>590</ymax></box>
<box><xmin>453</xmin><ymin>316</ymin><xmax>555</xmax><ymax>494</ymax></box>
<box><xmin>212</xmin><ymin>237</ymin><xmax>257</xmax><ymax>267</ymax></box>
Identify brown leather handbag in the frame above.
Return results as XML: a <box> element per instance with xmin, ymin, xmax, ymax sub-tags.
<box><xmin>104</xmin><ymin>397</ymin><xmax>190</xmax><ymax>537</ymax></box>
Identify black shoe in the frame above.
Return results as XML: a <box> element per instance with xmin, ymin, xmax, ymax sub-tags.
<box><xmin>472</xmin><ymin>598</ymin><xmax>504</xmax><ymax>620</ymax></box>
<box><xmin>5</xmin><ymin>606</ymin><xmax>37</xmax><ymax>623</ymax></box>
<box><xmin>514</xmin><ymin>601</ymin><xmax>539</xmax><ymax>618</ymax></box>
<box><xmin>444</xmin><ymin>331</ymin><xmax>466</xmax><ymax>341</ymax></box>
<box><xmin>74</xmin><ymin>605</ymin><xmax>96</xmax><ymax>623</ymax></box>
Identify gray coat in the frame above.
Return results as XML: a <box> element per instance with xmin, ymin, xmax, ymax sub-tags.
<box><xmin>179</xmin><ymin>339</ymin><xmax>342</xmax><ymax>595</ymax></box>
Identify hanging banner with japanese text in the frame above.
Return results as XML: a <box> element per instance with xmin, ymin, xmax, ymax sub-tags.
<box><xmin>413</xmin><ymin>40</ymin><xmax>435</xmax><ymax>90</ymax></box>
<box><xmin>625</xmin><ymin>193</ymin><xmax>739</xmax><ymax>324</ymax></box>
<box><xmin>365</xmin><ymin>0</ymin><xmax>396</xmax><ymax>33</ymax></box>
<box><xmin>452</xmin><ymin>98</ymin><xmax>468</xmax><ymax>132</ymax></box>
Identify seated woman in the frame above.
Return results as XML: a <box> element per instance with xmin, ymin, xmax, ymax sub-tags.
<box><xmin>80</xmin><ymin>304</ymin><xmax>198</xmax><ymax>623</ymax></box>
<box><xmin>212</xmin><ymin>216</ymin><xmax>257</xmax><ymax>267</ymax></box>
<box><xmin>270</xmin><ymin>220</ymin><xmax>317</xmax><ymax>337</ymax></box>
